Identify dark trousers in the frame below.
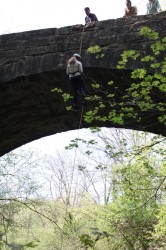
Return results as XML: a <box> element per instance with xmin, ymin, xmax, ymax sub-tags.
<box><xmin>70</xmin><ymin>75</ymin><xmax>86</xmax><ymax>105</ymax></box>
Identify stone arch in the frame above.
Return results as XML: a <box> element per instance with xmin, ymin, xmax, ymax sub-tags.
<box><xmin>0</xmin><ymin>12</ymin><xmax>165</xmax><ymax>156</ymax></box>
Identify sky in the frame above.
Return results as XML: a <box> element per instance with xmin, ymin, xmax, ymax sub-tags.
<box><xmin>0</xmin><ymin>0</ymin><xmax>149</xmax><ymax>35</ymax></box>
<box><xmin>23</xmin><ymin>129</ymin><xmax>93</xmax><ymax>155</ymax></box>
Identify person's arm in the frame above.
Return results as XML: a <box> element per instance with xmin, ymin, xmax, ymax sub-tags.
<box><xmin>78</xmin><ymin>62</ymin><xmax>83</xmax><ymax>74</ymax></box>
<box><xmin>146</xmin><ymin>3</ymin><xmax>150</xmax><ymax>14</ymax></box>
<box><xmin>90</xmin><ymin>13</ymin><xmax>98</xmax><ymax>22</ymax></box>
<box><xmin>94</xmin><ymin>14</ymin><xmax>98</xmax><ymax>22</ymax></box>
<box><xmin>123</xmin><ymin>8</ymin><xmax>128</xmax><ymax>17</ymax></box>
<box><xmin>134</xmin><ymin>7</ymin><xmax>138</xmax><ymax>15</ymax></box>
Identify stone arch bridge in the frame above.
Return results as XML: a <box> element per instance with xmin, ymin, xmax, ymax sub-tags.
<box><xmin>0</xmin><ymin>12</ymin><xmax>166</xmax><ymax>156</ymax></box>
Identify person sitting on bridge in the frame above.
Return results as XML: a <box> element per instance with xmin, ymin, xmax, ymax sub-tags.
<box><xmin>66</xmin><ymin>53</ymin><xmax>86</xmax><ymax>109</ymax></box>
<box><xmin>146</xmin><ymin>0</ymin><xmax>162</xmax><ymax>14</ymax></box>
<box><xmin>84</xmin><ymin>7</ymin><xmax>98</xmax><ymax>27</ymax></box>
<box><xmin>124</xmin><ymin>0</ymin><xmax>137</xmax><ymax>17</ymax></box>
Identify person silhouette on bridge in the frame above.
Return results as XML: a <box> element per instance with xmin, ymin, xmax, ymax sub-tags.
<box><xmin>124</xmin><ymin>0</ymin><xmax>137</xmax><ymax>17</ymax></box>
<box><xmin>66</xmin><ymin>53</ymin><xmax>86</xmax><ymax>110</ymax></box>
<box><xmin>146</xmin><ymin>0</ymin><xmax>162</xmax><ymax>14</ymax></box>
<box><xmin>84</xmin><ymin>7</ymin><xmax>98</xmax><ymax>28</ymax></box>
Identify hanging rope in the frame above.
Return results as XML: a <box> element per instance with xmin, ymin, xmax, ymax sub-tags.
<box><xmin>78</xmin><ymin>106</ymin><xmax>84</xmax><ymax>129</ymax></box>
<box><xmin>79</xmin><ymin>25</ymin><xmax>86</xmax><ymax>56</ymax></box>
<box><xmin>73</xmin><ymin>24</ymin><xmax>87</xmax><ymax>131</ymax></box>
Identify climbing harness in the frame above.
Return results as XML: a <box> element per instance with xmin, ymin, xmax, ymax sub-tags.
<box><xmin>69</xmin><ymin>71</ymin><xmax>80</xmax><ymax>77</ymax></box>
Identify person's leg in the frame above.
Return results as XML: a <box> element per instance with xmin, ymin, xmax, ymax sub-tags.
<box><xmin>79</xmin><ymin>76</ymin><xmax>86</xmax><ymax>105</ymax></box>
<box><xmin>71</xmin><ymin>77</ymin><xmax>78</xmax><ymax>107</ymax></box>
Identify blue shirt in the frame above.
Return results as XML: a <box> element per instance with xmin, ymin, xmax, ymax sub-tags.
<box><xmin>85</xmin><ymin>13</ymin><xmax>98</xmax><ymax>24</ymax></box>
<box><xmin>147</xmin><ymin>0</ymin><xmax>162</xmax><ymax>14</ymax></box>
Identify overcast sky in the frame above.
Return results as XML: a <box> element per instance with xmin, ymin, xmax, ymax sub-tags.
<box><xmin>0</xmin><ymin>0</ymin><xmax>149</xmax><ymax>35</ymax></box>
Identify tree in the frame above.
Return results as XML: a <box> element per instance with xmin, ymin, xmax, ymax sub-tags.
<box><xmin>0</xmin><ymin>149</ymin><xmax>41</xmax><ymax>248</ymax></box>
<box><xmin>83</xmin><ymin>27</ymin><xmax>166</xmax><ymax>130</ymax></box>
<box><xmin>1</xmin><ymin>26</ymin><xmax>165</xmax><ymax>249</ymax></box>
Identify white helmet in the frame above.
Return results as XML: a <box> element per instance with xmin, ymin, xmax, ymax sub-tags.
<box><xmin>73</xmin><ymin>53</ymin><xmax>81</xmax><ymax>59</ymax></box>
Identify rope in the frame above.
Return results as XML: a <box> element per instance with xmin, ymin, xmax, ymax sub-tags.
<box><xmin>74</xmin><ymin>25</ymin><xmax>87</xmax><ymax>131</ymax></box>
<box><xmin>77</xmin><ymin>22</ymin><xmax>98</xmax><ymax>131</ymax></box>
<box><xmin>78</xmin><ymin>106</ymin><xmax>84</xmax><ymax>130</ymax></box>
<box><xmin>79</xmin><ymin>25</ymin><xmax>86</xmax><ymax>56</ymax></box>
<box><xmin>79</xmin><ymin>22</ymin><xmax>96</xmax><ymax>55</ymax></box>
<box><xmin>83</xmin><ymin>74</ymin><xmax>97</xmax><ymax>84</ymax></box>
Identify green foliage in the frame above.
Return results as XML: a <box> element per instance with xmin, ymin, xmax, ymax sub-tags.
<box><xmin>79</xmin><ymin>234</ymin><xmax>95</xmax><ymax>248</ymax></box>
<box><xmin>24</xmin><ymin>241</ymin><xmax>38</xmax><ymax>248</ymax></box>
<box><xmin>0</xmin><ymin>241</ymin><xmax>4</xmax><ymax>248</ymax></box>
<box><xmin>91</xmin><ymin>83</ymin><xmax>100</xmax><ymax>89</ymax></box>
<box><xmin>117</xmin><ymin>50</ymin><xmax>140</xmax><ymax>69</ymax></box>
<box><xmin>87</xmin><ymin>45</ymin><xmax>104</xmax><ymax>58</ymax></box>
<box><xmin>83</xmin><ymin>28</ymin><xmax>166</xmax><ymax>127</ymax></box>
<box><xmin>50</xmin><ymin>27</ymin><xmax>166</xmax><ymax>129</ymax></box>
<box><xmin>104</xmin><ymin>155</ymin><xmax>165</xmax><ymax>249</ymax></box>
<box><xmin>51</xmin><ymin>87</ymin><xmax>63</xmax><ymax>93</ymax></box>
<box><xmin>87</xmin><ymin>45</ymin><xmax>101</xmax><ymax>54</ymax></box>
<box><xmin>131</xmin><ymin>68</ymin><xmax>147</xmax><ymax>79</ymax></box>
<box><xmin>139</xmin><ymin>26</ymin><xmax>159</xmax><ymax>40</ymax></box>
<box><xmin>83</xmin><ymin>110</ymin><xmax>99</xmax><ymax>124</ymax></box>
<box><xmin>151</xmin><ymin>201</ymin><xmax>166</xmax><ymax>248</ymax></box>
<box><xmin>51</xmin><ymin>87</ymin><xmax>72</xmax><ymax>102</ymax></box>
<box><xmin>0</xmin><ymin>130</ymin><xmax>166</xmax><ymax>249</ymax></box>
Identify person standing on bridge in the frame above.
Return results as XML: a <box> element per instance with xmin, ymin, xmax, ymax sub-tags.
<box><xmin>146</xmin><ymin>0</ymin><xmax>162</xmax><ymax>14</ymax></box>
<box><xmin>123</xmin><ymin>0</ymin><xmax>137</xmax><ymax>17</ymax></box>
<box><xmin>84</xmin><ymin>7</ymin><xmax>98</xmax><ymax>28</ymax></box>
<box><xmin>66</xmin><ymin>53</ymin><xmax>86</xmax><ymax>110</ymax></box>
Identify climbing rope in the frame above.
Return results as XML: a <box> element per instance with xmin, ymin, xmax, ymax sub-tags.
<box><xmin>75</xmin><ymin>24</ymin><xmax>88</xmax><ymax>130</ymax></box>
<box><xmin>79</xmin><ymin>22</ymin><xmax>96</xmax><ymax>56</ymax></box>
<box><xmin>79</xmin><ymin>25</ymin><xmax>86</xmax><ymax>56</ymax></box>
<box><xmin>79</xmin><ymin>106</ymin><xmax>84</xmax><ymax>129</ymax></box>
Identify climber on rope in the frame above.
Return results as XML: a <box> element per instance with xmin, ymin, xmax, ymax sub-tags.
<box><xmin>84</xmin><ymin>7</ymin><xmax>98</xmax><ymax>28</ymax></box>
<box><xmin>146</xmin><ymin>0</ymin><xmax>162</xmax><ymax>14</ymax></box>
<box><xmin>123</xmin><ymin>0</ymin><xmax>137</xmax><ymax>17</ymax></box>
<box><xmin>66</xmin><ymin>53</ymin><xmax>86</xmax><ymax>110</ymax></box>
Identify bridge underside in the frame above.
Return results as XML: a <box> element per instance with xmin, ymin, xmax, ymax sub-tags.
<box><xmin>0</xmin><ymin>67</ymin><xmax>165</xmax><ymax>157</ymax></box>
